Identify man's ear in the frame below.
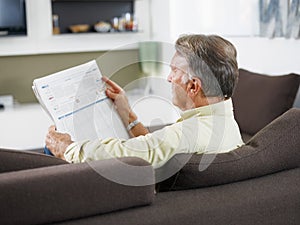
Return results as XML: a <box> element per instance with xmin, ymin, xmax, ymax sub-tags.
<box><xmin>187</xmin><ymin>77</ymin><xmax>201</xmax><ymax>97</ymax></box>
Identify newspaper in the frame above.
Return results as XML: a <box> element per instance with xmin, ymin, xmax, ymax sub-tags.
<box><xmin>32</xmin><ymin>60</ymin><xmax>129</xmax><ymax>141</ymax></box>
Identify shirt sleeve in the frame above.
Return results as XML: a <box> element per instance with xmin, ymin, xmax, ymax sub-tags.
<box><xmin>64</xmin><ymin>120</ymin><xmax>199</xmax><ymax>168</ymax></box>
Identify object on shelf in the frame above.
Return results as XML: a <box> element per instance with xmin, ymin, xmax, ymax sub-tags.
<box><xmin>94</xmin><ymin>21</ymin><xmax>111</xmax><ymax>33</ymax></box>
<box><xmin>69</xmin><ymin>24</ymin><xmax>90</xmax><ymax>33</ymax></box>
<box><xmin>116</xmin><ymin>12</ymin><xmax>137</xmax><ymax>32</ymax></box>
<box><xmin>52</xmin><ymin>14</ymin><xmax>60</xmax><ymax>34</ymax></box>
<box><xmin>111</xmin><ymin>17</ymin><xmax>119</xmax><ymax>32</ymax></box>
<box><xmin>118</xmin><ymin>15</ymin><xmax>126</xmax><ymax>31</ymax></box>
<box><xmin>125</xmin><ymin>12</ymin><xmax>133</xmax><ymax>31</ymax></box>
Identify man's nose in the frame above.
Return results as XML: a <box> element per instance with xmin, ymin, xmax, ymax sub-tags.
<box><xmin>167</xmin><ymin>73</ymin><xmax>173</xmax><ymax>82</ymax></box>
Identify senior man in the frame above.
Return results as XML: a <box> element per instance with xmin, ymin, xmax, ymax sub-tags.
<box><xmin>46</xmin><ymin>34</ymin><xmax>244</xmax><ymax>168</ymax></box>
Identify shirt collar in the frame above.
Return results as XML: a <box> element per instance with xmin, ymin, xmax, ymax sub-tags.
<box><xmin>179</xmin><ymin>98</ymin><xmax>234</xmax><ymax>121</ymax></box>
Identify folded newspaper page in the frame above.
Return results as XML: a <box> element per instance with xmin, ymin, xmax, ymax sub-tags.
<box><xmin>33</xmin><ymin>60</ymin><xmax>129</xmax><ymax>141</ymax></box>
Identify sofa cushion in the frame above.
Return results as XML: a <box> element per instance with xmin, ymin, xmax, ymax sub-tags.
<box><xmin>56</xmin><ymin>168</ymin><xmax>300</xmax><ymax>225</ymax></box>
<box><xmin>157</xmin><ymin>108</ymin><xmax>300</xmax><ymax>191</ymax></box>
<box><xmin>0</xmin><ymin>148</ymin><xmax>68</xmax><ymax>173</ymax></box>
<box><xmin>0</xmin><ymin>157</ymin><xmax>155</xmax><ymax>225</ymax></box>
<box><xmin>232</xmin><ymin>69</ymin><xmax>300</xmax><ymax>135</ymax></box>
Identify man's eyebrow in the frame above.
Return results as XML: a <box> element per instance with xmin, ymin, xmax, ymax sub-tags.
<box><xmin>175</xmin><ymin>63</ymin><xmax>188</xmax><ymax>72</ymax></box>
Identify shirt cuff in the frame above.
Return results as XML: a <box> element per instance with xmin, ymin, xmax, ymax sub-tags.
<box><xmin>64</xmin><ymin>141</ymin><xmax>85</xmax><ymax>163</ymax></box>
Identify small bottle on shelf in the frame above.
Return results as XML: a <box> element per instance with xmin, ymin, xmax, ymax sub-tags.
<box><xmin>52</xmin><ymin>14</ymin><xmax>60</xmax><ymax>35</ymax></box>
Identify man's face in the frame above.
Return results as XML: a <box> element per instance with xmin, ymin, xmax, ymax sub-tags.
<box><xmin>167</xmin><ymin>53</ymin><xmax>192</xmax><ymax>110</ymax></box>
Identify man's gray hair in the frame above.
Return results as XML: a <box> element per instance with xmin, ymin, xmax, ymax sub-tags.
<box><xmin>175</xmin><ymin>34</ymin><xmax>239</xmax><ymax>98</ymax></box>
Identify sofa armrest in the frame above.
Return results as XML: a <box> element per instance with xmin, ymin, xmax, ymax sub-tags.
<box><xmin>0</xmin><ymin>157</ymin><xmax>155</xmax><ymax>225</ymax></box>
<box><xmin>157</xmin><ymin>108</ymin><xmax>300</xmax><ymax>191</ymax></box>
<box><xmin>0</xmin><ymin>148</ymin><xmax>68</xmax><ymax>173</ymax></box>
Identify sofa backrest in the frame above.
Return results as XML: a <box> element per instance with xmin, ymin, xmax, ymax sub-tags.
<box><xmin>232</xmin><ymin>69</ymin><xmax>300</xmax><ymax>136</ymax></box>
<box><xmin>157</xmin><ymin>108</ymin><xmax>300</xmax><ymax>191</ymax></box>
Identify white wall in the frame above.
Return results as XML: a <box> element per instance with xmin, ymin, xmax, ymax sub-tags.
<box><xmin>227</xmin><ymin>37</ymin><xmax>300</xmax><ymax>75</ymax></box>
<box><xmin>151</xmin><ymin>0</ymin><xmax>300</xmax><ymax>75</ymax></box>
<box><xmin>150</xmin><ymin>0</ymin><xmax>300</xmax><ymax>107</ymax></box>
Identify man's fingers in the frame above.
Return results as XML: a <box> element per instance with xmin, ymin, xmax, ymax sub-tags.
<box><xmin>45</xmin><ymin>135</ymin><xmax>53</xmax><ymax>150</ymax></box>
<box><xmin>46</xmin><ymin>131</ymin><xmax>54</xmax><ymax>143</ymax></box>
<box><xmin>106</xmin><ymin>87</ymin><xmax>114</xmax><ymax>93</ymax></box>
<box><xmin>48</xmin><ymin>125</ymin><xmax>56</xmax><ymax>132</ymax></box>
<box><xmin>105</xmin><ymin>89</ymin><xmax>118</xmax><ymax>100</ymax></box>
<box><xmin>46</xmin><ymin>126</ymin><xmax>58</xmax><ymax>149</ymax></box>
<box><xmin>102</xmin><ymin>76</ymin><xmax>109</xmax><ymax>82</ymax></box>
<box><xmin>102</xmin><ymin>76</ymin><xmax>122</xmax><ymax>91</ymax></box>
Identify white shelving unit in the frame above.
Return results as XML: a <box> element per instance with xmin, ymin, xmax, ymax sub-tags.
<box><xmin>0</xmin><ymin>0</ymin><xmax>150</xmax><ymax>56</ymax></box>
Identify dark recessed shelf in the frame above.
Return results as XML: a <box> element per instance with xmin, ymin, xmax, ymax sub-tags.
<box><xmin>51</xmin><ymin>0</ymin><xmax>135</xmax><ymax>34</ymax></box>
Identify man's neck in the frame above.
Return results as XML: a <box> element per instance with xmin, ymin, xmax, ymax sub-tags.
<box><xmin>180</xmin><ymin>95</ymin><xmax>225</xmax><ymax>111</ymax></box>
<box><xmin>194</xmin><ymin>96</ymin><xmax>225</xmax><ymax>108</ymax></box>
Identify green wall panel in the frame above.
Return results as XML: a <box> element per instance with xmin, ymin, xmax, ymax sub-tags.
<box><xmin>0</xmin><ymin>50</ymin><xmax>142</xmax><ymax>103</ymax></box>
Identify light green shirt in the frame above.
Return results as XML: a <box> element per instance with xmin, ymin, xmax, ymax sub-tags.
<box><xmin>64</xmin><ymin>99</ymin><xmax>244</xmax><ymax>168</ymax></box>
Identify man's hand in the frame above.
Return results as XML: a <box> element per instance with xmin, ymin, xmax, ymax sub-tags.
<box><xmin>102</xmin><ymin>76</ymin><xmax>137</xmax><ymax>125</ymax></box>
<box><xmin>45</xmin><ymin>125</ymin><xmax>73</xmax><ymax>160</ymax></box>
<box><xmin>102</xmin><ymin>76</ymin><xmax>149</xmax><ymax>137</ymax></box>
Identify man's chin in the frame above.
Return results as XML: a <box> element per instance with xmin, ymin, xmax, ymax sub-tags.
<box><xmin>171</xmin><ymin>98</ymin><xmax>178</xmax><ymax>108</ymax></box>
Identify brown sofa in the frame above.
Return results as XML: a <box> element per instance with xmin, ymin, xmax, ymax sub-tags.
<box><xmin>0</xmin><ymin>69</ymin><xmax>299</xmax><ymax>225</ymax></box>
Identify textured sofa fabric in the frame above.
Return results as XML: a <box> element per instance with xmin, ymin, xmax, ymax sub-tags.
<box><xmin>157</xmin><ymin>108</ymin><xmax>300</xmax><ymax>191</ymax></box>
<box><xmin>53</xmin><ymin>168</ymin><xmax>300</xmax><ymax>225</ymax></box>
<box><xmin>0</xmin><ymin>157</ymin><xmax>155</xmax><ymax>225</ymax></box>
<box><xmin>0</xmin><ymin>148</ymin><xmax>68</xmax><ymax>173</ymax></box>
<box><xmin>232</xmin><ymin>69</ymin><xmax>300</xmax><ymax>138</ymax></box>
